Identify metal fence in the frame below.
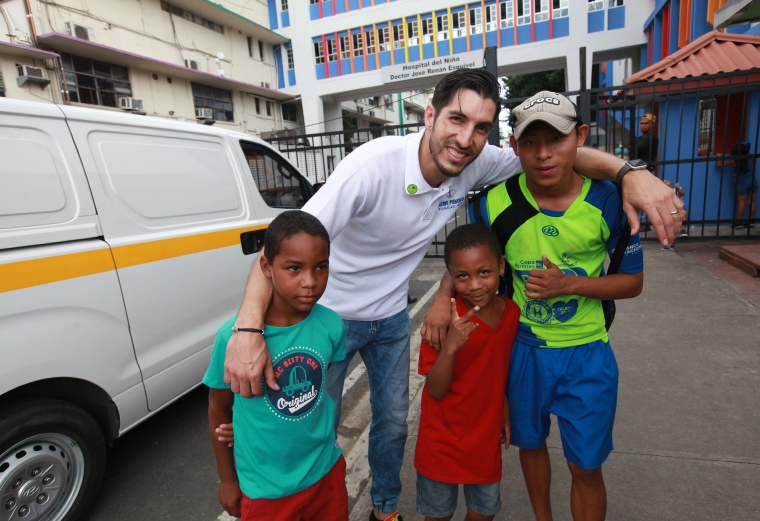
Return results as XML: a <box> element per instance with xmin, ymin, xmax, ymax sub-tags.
<box><xmin>266</xmin><ymin>70</ymin><xmax>760</xmax><ymax>256</ymax></box>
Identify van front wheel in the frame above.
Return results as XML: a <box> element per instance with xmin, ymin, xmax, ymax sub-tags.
<box><xmin>0</xmin><ymin>400</ymin><xmax>106</xmax><ymax>521</ymax></box>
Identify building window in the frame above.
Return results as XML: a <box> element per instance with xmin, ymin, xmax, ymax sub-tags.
<box><xmin>286</xmin><ymin>48</ymin><xmax>294</xmax><ymax>69</ymax></box>
<box><xmin>485</xmin><ymin>5</ymin><xmax>497</xmax><ymax>31</ymax></box>
<box><xmin>339</xmin><ymin>35</ymin><xmax>350</xmax><ymax>59</ymax></box>
<box><xmin>470</xmin><ymin>7</ymin><xmax>483</xmax><ymax>35</ymax></box>
<box><xmin>259</xmin><ymin>41</ymin><xmax>265</xmax><ymax>61</ymax></box>
<box><xmin>378</xmin><ymin>26</ymin><xmax>390</xmax><ymax>52</ymax></box>
<box><xmin>365</xmin><ymin>30</ymin><xmax>375</xmax><ymax>54</ymax></box>
<box><xmin>698</xmin><ymin>99</ymin><xmax>715</xmax><ymax>154</ymax></box>
<box><xmin>281</xmin><ymin>0</ymin><xmax>288</xmax><ymax>11</ymax></box>
<box><xmin>500</xmin><ymin>1</ymin><xmax>514</xmax><ymax>28</ymax></box>
<box><xmin>368</xmin><ymin>96</ymin><xmax>379</xmax><ymax>107</ymax></box>
<box><xmin>0</xmin><ymin>69</ymin><xmax>4</xmax><ymax>97</ymax></box>
<box><xmin>352</xmin><ymin>32</ymin><xmax>363</xmax><ymax>56</ymax></box>
<box><xmin>517</xmin><ymin>0</ymin><xmax>531</xmax><ymax>25</ymax></box>
<box><xmin>588</xmin><ymin>0</ymin><xmax>604</xmax><ymax>12</ymax></box>
<box><xmin>326</xmin><ymin>38</ymin><xmax>337</xmax><ymax>61</ymax></box>
<box><xmin>310</xmin><ymin>0</ymin><xmax>319</xmax><ymax>3</ymax></box>
<box><xmin>392</xmin><ymin>24</ymin><xmax>404</xmax><ymax>49</ymax></box>
<box><xmin>266</xmin><ymin>100</ymin><xmax>272</xmax><ymax>117</ymax></box>
<box><xmin>553</xmin><ymin>0</ymin><xmax>569</xmax><ymax>18</ymax></box>
<box><xmin>436</xmin><ymin>14</ymin><xmax>449</xmax><ymax>40</ymax></box>
<box><xmin>421</xmin><ymin>18</ymin><xmax>433</xmax><ymax>43</ymax></box>
<box><xmin>314</xmin><ymin>41</ymin><xmax>324</xmax><ymax>64</ymax></box>
<box><xmin>452</xmin><ymin>12</ymin><xmax>466</xmax><ymax>38</ymax></box>
<box><xmin>282</xmin><ymin>104</ymin><xmax>298</xmax><ymax>122</ymax></box>
<box><xmin>247</xmin><ymin>36</ymin><xmax>253</xmax><ymax>57</ymax></box>
<box><xmin>192</xmin><ymin>83</ymin><xmax>233</xmax><ymax>122</ymax></box>
<box><xmin>61</xmin><ymin>53</ymin><xmax>132</xmax><ymax>107</ymax></box>
<box><xmin>384</xmin><ymin>94</ymin><xmax>393</xmax><ymax>110</ymax></box>
<box><xmin>609</xmin><ymin>0</ymin><xmax>624</xmax><ymax>7</ymax></box>
<box><xmin>534</xmin><ymin>0</ymin><xmax>549</xmax><ymax>22</ymax></box>
<box><xmin>407</xmin><ymin>20</ymin><xmax>418</xmax><ymax>46</ymax></box>
<box><xmin>160</xmin><ymin>1</ymin><xmax>223</xmax><ymax>33</ymax></box>
<box><xmin>254</xmin><ymin>97</ymin><xmax>260</xmax><ymax>114</ymax></box>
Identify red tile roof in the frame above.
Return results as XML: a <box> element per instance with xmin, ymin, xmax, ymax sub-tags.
<box><xmin>626</xmin><ymin>31</ymin><xmax>760</xmax><ymax>84</ymax></box>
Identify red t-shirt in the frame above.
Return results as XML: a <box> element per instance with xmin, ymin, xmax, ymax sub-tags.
<box><xmin>414</xmin><ymin>295</ymin><xmax>519</xmax><ymax>484</ymax></box>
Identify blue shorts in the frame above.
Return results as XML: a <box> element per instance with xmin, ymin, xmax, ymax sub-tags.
<box><xmin>415</xmin><ymin>472</ymin><xmax>501</xmax><ymax>517</ymax></box>
<box><xmin>736</xmin><ymin>174</ymin><xmax>758</xmax><ymax>196</ymax></box>
<box><xmin>507</xmin><ymin>339</ymin><xmax>619</xmax><ymax>470</ymax></box>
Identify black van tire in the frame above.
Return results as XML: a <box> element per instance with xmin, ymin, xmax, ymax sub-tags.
<box><xmin>0</xmin><ymin>399</ymin><xmax>106</xmax><ymax>521</ymax></box>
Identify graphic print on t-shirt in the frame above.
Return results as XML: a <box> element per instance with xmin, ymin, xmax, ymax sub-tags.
<box><xmin>265</xmin><ymin>346</ymin><xmax>325</xmax><ymax>421</ymax></box>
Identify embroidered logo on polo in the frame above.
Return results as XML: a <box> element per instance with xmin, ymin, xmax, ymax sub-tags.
<box><xmin>265</xmin><ymin>346</ymin><xmax>325</xmax><ymax>421</ymax></box>
<box><xmin>437</xmin><ymin>196</ymin><xmax>465</xmax><ymax>211</ymax></box>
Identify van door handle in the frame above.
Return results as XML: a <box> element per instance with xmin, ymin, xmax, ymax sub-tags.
<box><xmin>240</xmin><ymin>229</ymin><xmax>267</xmax><ymax>255</ymax></box>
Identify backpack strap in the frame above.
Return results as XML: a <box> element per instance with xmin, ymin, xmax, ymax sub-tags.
<box><xmin>469</xmin><ymin>175</ymin><xmax>538</xmax><ymax>297</ymax></box>
<box><xmin>606</xmin><ymin>221</ymin><xmax>632</xmax><ymax>276</ymax></box>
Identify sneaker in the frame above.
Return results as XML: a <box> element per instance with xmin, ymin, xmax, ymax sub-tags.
<box><xmin>748</xmin><ymin>222</ymin><xmax>756</xmax><ymax>228</ymax></box>
<box><xmin>370</xmin><ymin>512</ymin><xmax>403</xmax><ymax>521</ymax></box>
<box><xmin>661</xmin><ymin>246</ymin><xmax>675</xmax><ymax>251</ymax></box>
<box><xmin>678</xmin><ymin>229</ymin><xmax>688</xmax><ymax>237</ymax></box>
<box><xmin>732</xmin><ymin>222</ymin><xmax>745</xmax><ymax>229</ymax></box>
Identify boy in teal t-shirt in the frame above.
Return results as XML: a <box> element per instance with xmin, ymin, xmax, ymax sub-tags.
<box><xmin>204</xmin><ymin>210</ymin><xmax>348</xmax><ymax>520</ymax></box>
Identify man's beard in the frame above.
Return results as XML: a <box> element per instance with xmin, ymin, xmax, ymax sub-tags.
<box><xmin>428</xmin><ymin>134</ymin><xmax>475</xmax><ymax>178</ymax></box>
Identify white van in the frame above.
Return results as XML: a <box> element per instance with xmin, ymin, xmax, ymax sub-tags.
<box><xmin>0</xmin><ymin>98</ymin><xmax>314</xmax><ymax>521</ymax></box>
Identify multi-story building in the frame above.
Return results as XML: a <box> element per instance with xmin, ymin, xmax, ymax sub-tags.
<box><xmin>0</xmin><ymin>0</ymin><xmax>299</xmax><ymax>137</ymax></box>
<box><xmin>267</xmin><ymin>0</ymin><xmax>653</xmax><ymax>131</ymax></box>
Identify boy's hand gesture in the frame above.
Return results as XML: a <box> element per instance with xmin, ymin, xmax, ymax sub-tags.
<box><xmin>441</xmin><ymin>298</ymin><xmax>479</xmax><ymax>355</ymax></box>
<box><xmin>525</xmin><ymin>255</ymin><xmax>569</xmax><ymax>299</ymax></box>
<box><xmin>219</xmin><ymin>479</ymin><xmax>242</xmax><ymax>518</ymax></box>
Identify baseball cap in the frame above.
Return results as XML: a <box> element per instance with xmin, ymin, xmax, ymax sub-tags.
<box><xmin>509</xmin><ymin>91</ymin><xmax>580</xmax><ymax>140</ymax></box>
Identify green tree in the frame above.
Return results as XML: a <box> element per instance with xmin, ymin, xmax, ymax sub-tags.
<box><xmin>499</xmin><ymin>70</ymin><xmax>566</xmax><ymax>138</ymax></box>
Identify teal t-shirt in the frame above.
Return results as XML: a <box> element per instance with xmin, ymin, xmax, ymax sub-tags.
<box><xmin>476</xmin><ymin>174</ymin><xmax>643</xmax><ymax>347</ymax></box>
<box><xmin>203</xmin><ymin>304</ymin><xmax>346</xmax><ymax>499</ymax></box>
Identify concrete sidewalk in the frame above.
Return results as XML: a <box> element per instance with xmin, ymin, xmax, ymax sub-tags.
<box><xmin>352</xmin><ymin>241</ymin><xmax>760</xmax><ymax>521</ymax></box>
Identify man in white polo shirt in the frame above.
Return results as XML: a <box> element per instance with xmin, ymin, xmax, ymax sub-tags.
<box><xmin>224</xmin><ymin>69</ymin><xmax>683</xmax><ymax>521</ymax></box>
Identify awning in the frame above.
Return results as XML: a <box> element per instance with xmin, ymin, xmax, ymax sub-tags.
<box><xmin>0</xmin><ymin>41</ymin><xmax>59</xmax><ymax>60</ymax></box>
<box><xmin>625</xmin><ymin>31</ymin><xmax>760</xmax><ymax>90</ymax></box>
<box><xmin>169</xmin><ymin>0</ymin><xmax>288</xmax><ymax>44</ymax></box>
<box><xmin>714</xmin><ymin>0</ymin><xmax>760</xmax><ymax>29</ymax></box>
<box><xmin>37</xmin><ymin>32</ymin><xmax>294</xmax><ymax>101</ymax></box>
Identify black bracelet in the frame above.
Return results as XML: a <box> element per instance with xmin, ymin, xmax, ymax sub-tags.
<box><xmin>231</xmin><ymin>327</ymin><xmax>265</xmax><ymax>335</ymax></box>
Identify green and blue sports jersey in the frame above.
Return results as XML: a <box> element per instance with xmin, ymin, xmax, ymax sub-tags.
<box><xmin>470</xmin><ymin>174</ymin><xmax>643</xmax><ymax>348</ymax></box>
<box><xmin>203</xmin><ymin>305</ymin><xmax>346</xmax><ymax>499</ymax></box>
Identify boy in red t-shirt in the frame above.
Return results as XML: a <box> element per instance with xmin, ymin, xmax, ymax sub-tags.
<box><xmin>415</xmin><ymin>224</ymin><xmax>520</xmax><ymax>521</ymax></box>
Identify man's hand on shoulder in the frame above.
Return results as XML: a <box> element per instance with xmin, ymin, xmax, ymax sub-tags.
<box><xmin>621</xmin><ymin>169</ymin><xmax>684</xmax><ymax>247</ymax></box>
<box><xmin>421</xmin><ymin>292</ymin><xmax>453</xmax><ymax>351</ymax></box>
<box><xmin>223</xmin><ymin>331</ymin><xmax>279</xmax><ymax>397</ymax></box>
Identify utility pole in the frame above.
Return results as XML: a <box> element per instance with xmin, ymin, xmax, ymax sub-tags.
<box><xmin>484</xmin><ymin>46</ymin><xmax>500</xmax><ymax>146</ymax></box>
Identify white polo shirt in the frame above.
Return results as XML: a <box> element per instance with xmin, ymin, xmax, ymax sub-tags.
<box><xmin>303</xmin><ymin>129</ymin><xmax>521</xmax><ymax>321</ymax></box>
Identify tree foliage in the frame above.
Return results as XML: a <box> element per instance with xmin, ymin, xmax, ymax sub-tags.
<box><xmin>501</xmin><ymin>69</ymin><xmax>566</xmax><ymax>101</ymax></box>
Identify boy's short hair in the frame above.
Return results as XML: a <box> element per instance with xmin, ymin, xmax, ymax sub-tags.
<box><xmin>432</xmin><ymin>68</ymin><xmax>501</xmax><ymax>123</ymax></box>
<box><xmin>444</xmin><ymin>224</ymin><xmax>503</xmax><ymax>269</ymax></box>
<box><xmin>263</xmin><ymin>210</ymin><xmax>330</xmax><ymax>263</ymax></box>
<box><xmin>509</xmin><ymin>91</ymin><xmax>582</xmax><ymax>140</ymax></box>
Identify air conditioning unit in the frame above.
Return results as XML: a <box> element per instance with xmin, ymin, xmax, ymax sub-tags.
<box><xmin>17</xmin><ymin>65</ymin><xmax>44</xmax><ymax>79</ymax></box>
<box><xmin>260</xmin><ymin>82</ymin><xmax>271</xmax><ymax>89</ymax></box>
<box><xmin>65</xmin><ymin>22</ymin><xmax>94</xmax><ymax>41</ymax></box>
<box><xmin>119</xmin><ymin>97</ymin><xmax>143</xmax><ymax>111</ymax></box>
<box><xmin>184</xmin><ymin>60</ymin><xmax>199</xmax><ymax>70</ymax></box>
<box><xmin>195</xmin><ymin>107</ymin><xmax>214</xmax><ymax>119</ymax></box>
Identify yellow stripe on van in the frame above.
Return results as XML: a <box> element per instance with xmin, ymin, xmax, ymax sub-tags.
<box><xmin>110</xmin><ymin>224</ymin><xmax>267</xmax><ymax>269</ymax></box>
<box><xmin>0</xmin><ymin>249</ymin><xmax>115</xmax><ymax>294</ymax></box>
<box><xmin>0</xmin><ymin>224</ymin><xmax>268</xmax><ymax>293</ymax></box>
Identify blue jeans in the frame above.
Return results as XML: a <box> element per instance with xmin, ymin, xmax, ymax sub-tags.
<box><xmin>326</xmin><ymin>308</ymin><xmax>411</xmax><ymax>514</ymax></box>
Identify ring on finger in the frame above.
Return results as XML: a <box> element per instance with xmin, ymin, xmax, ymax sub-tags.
<box><xmin>670</xmin><ymin>210</ymin><xmax>679</xmax><ymax>215</ymax></box>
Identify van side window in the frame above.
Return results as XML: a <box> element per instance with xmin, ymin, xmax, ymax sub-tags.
<box><xmin>240</xmin><ymin>141</ymin><xmax>312</xmax><ymax>208</ymax></box>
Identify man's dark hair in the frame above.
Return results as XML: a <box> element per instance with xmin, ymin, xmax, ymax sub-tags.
<box><xmin>444</xmin><ymin>223</ymin><xmax>503</xmax><ymax>269</ymax></box>
<box><xmin>432</xmin><ymin>68</ymin><xmax>501</xmax><ymax>123</ymax></box>
<box><xmin>730</xmin><ymin>141</ymin><xmax>752</xmax><ymax>175</ymax></box>
<box><xmin>263</xmin><ymin>210</ymin><xmax>330</xmax><ymax>263</ymax></box>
